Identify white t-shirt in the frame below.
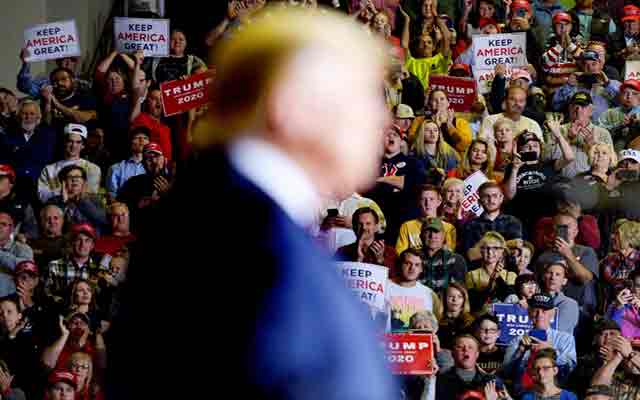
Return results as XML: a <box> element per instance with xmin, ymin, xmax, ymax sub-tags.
<box><xmin>387</xmin><ymin>281</ymin><xmax>435</xmax><ymax>330</ymax></box>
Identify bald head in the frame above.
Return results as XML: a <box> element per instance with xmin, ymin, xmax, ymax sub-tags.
<box><xmin>205</xmin><ymin>7</ymin><xmax>388</xmax><ymax>194</ymax></box>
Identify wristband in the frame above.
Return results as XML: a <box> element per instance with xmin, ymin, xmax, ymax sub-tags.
<box><xmin>627</xmin><ymin>351</ymin><xmax>637</xmax><ymax>362</ymax></box>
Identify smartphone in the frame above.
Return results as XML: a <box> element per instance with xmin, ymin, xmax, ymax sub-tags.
<box><xmin>556</xmin><ymin>224</ymin><xmax>569</xmax><ymax>242</ymax></box>
<box><xmin>616</xmin><ymin>169</ymin><xmax>639</xmax><ymax>181</ymax></box>
<box><xmin>520</xmin><ymin>151</ymin><xmax>537</xmax><ymax>162</ymax></box>
<box><xmin>327</xmin><ymin>208</ymin><xmax>339</xmax><ymax>218</ymax></box>
<box><xmin>374</xmin><ymin>232</ymin><xmax>385</xmax><ymax>241</ymax></box>
<box><xmin>577</xmin><ymin>73</ymin><xmax>598</xmax><ymax>85</ymax></box>
<box><xmin>529</xmin><ymin>328</ymin><xmax>548</xmax><ymax>342</ymax></box>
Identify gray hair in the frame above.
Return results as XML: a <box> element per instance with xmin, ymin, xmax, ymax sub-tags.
<box><xmin>409</xmin><ymin>310</ymin><xmax>439</xmax><ymax>332</ymax></box>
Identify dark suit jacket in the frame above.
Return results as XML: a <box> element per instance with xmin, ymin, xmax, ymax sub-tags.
<box><xmin>1</xmin><ymin>125</ymin><xmax>56</xmax><ymax>182</ymax></box>
<box><xmin>107</xmin><ymin>148</ymin><xmax>395</xmax><ymax>399</ymax></box>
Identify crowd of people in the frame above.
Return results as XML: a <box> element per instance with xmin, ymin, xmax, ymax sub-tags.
<box><xmin>1</xmin><ymin>0</ymin><xmax>640</xmax><ymax>398</ymax></box>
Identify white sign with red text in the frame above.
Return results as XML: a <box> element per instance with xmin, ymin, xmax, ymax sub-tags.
<box><xmin>461</xmin><ymin>171</ymin><xmax>488</xmax><ymax>216</ymax></box>
<box><xmin>24</xmin><ymin>20</ymin><xmax>80</xmax><ymax>62</ymax></box>
<box><xmin>626</xmin><ymin>61</ymin><xmax>640</xmax><ymax>80</ymax></box>
<box><xmin>337</xmin><ymin>262</ymin><xmax>388</xmax><ymax>311</ymax></box>
<box><xmin>114</xmin><ymin>17</ymin><xmax>169</xmax><ymax>57</ymax></box>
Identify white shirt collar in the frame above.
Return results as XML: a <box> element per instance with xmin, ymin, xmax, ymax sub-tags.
<box><xmin>228</xmin><ymin>136</ymin><xmax>321</xmax><ymax>227</ymax></box>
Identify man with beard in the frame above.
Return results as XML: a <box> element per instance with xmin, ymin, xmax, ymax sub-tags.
<box><xmin>460</xmin><ymin>182</ymin><xmax>523</xmax><ymax>260</ymax></box>
<box><xmin>479</xmin><ymin>86</ymin><xmax>544</xmax><ymax>145</ymax></box>
<box><xmin>117</xmin><ymin>143</ymin><xmax>173</xmax><ymax>233</ymax></box>
<box><xmin>41</xmin><ymin>67</ymin><xmax>97</xmax><ymax>140</ymax></box>
<box><xmin>37</xmin><ymin>124</ymin><xmax>101</xmax><ymax>203</ymax></box>
<box><xmin>1</xmin><ymin>100</ymin><xmax>56</xmax><ymax>193</ymax></box>
<box><xmin>598</xmin><ymin>79</ymin><xmax>640</xmax><ymax>151</ymax></box>
<box><xmin>17</xmin><ymin>49</ymin><xmax>90</xmax><ymax>99</ymax></box>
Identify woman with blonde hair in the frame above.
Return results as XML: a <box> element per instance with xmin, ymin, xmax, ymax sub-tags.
<box><xmin>437</xmin><ymin>282</ymin><xmax>475</xmax><ymax>350</ymax></box>
<box><xmin>448</xmin><ymin>138</ymin><xmax>496</xmax><ymax>181</ymax></box>
<box><xmin>601</xmin><ymin>219</ymin><xmax>640</xmax><ymax>290</ymax></box>
<box><xmin>466</xmin><ymin>231</ymin><xmax>516</xmax><ymax>311</ymax></box>
<box><xmin>66</xmin><ymin>351</ymin><xmax>104</xmax><ymax>400</ymax></box>
<box><xmin>492</xmin><ymin>118</ymin><xmax>517</xmax><ymax>177</ymax></box>
<box><xmin>576</xmin><ymin>142</ymin><xmax>617</xmax><ymax>186</ymax></box>
<box><xmin>412</xmin><ymin>119</ymin><xmax>459</xmax><ymax>174</ymax></box>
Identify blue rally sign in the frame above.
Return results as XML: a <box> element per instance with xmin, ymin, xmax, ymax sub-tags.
<box><xmin>491</xmin><ymin>303</ymin><xmax>559</xmax><ymax>345</ymax></box>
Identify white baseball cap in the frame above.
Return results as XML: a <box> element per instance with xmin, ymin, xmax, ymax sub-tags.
<box><xmin>63</xmin><ymin>123</ymin><xmax>87</xmax><ymax>139</ymax></box>
<box><xmin>619</xmin><ymin>149</ymin><xmax>640</xmax><ymax>164</ymax></box>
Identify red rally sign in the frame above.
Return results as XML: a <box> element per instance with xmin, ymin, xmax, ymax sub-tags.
<box><xmin>428</xmin><ymin>75</ymin><xmax>477</xmax><ymax>112</ymax></box>
<box><xmin>382</xmin><ymin>333</ymin><xmax>435</xmax><ymax>375</ymax></box>
<box><xmin>160</xmin><ymin>69</ymin><xmax>216</xmax><ymax>117</ymax></box>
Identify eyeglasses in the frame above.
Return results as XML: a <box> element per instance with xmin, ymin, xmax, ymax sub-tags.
<box><xmin>523</xmin><ymin>282</ymin><xmax>538</xmax><ymax>288</ymax></box>
<box><xmin>66</xmin><ymin>174</ymin><xmax>84</xmax><ymax>180</ymax></box>
<box><xmin>479</xmin><ymin>328</ymin><xmax>499</xmax><ymax>334</ymax></box>
<box><xmin>70</xmin><ymin>362</ymin><xmax>90</xmax><ymax>370</ymax></box>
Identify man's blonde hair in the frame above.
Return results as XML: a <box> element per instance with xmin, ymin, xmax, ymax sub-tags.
<box><xmin>196</xmin><ymin>6</ymin><xmax>385</xmax><ymax>145</ymax></box>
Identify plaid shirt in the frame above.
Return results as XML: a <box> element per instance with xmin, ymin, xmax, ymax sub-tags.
<box><xmin>45</xmin><ymin>257</ymin><xmax>107</xmax><ymax>300</ymax></box>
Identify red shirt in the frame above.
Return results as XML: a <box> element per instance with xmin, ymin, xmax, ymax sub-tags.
<box><xmin>94</xmin><ymin>233</ymin><xmax>136</xmax><ymax>256</ymax></box>
<box><xmin>131</xmin><ymin>113</ymin><xmax>173</xmax><ymax>162</ymax></box>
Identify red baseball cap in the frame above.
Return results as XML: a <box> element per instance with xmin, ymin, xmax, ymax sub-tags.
<box><xmin>48</xmin><ymin>370</ymin><xmax>77</xmax><ymax>389</ymax></box>
<box><xmin>552</xmin><ymin>11</ymin><xmax>572</xmax><ymax>24</ymax></box>
<box><xmin>15</xmin><ymin>260</ymin><xmax>38</xmax><ymax>276</ymax></box>
<box><xmin>143</xmin><ymin>142</ymin><xmax>165</xmax><ymax>157</ymax></box>
<box><xmin>478</xmin><ymin>18</ymin><xmax>499</xmax><ymax>30</ymax></box>
<box><xmin>511</xmin><ymin>0</ymin><xmax>531</xmax><ymax>12</ymax></box>
<box><xmin>622</xmin><ymin>79</ymin><xmax>640</xmax><ymax>92</ymax></box>
<box><xmin>623</xmin><ymin>5</ymin><xmax>640</xmax><ymax>21</ymax></box>
<box><xmin>450</xmin><ymin>63</ymin><xmax>472</xmax><ymax>76</ymax></box>
<box><xmin>70</xmin><ymin>223</ymin><xmax>97</xmax><ymax>240</ymax></box>
<box><xmin>0</xmin><ymin>165</ymin><xmax>16</xmax><ymax>183</ymax></box>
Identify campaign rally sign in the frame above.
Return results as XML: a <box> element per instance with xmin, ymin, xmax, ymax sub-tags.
<box><xmin>23</xmin><ymin>20</ymin><xmax>80</xmax><ymax>62</ymax></box>
<box><xmin>428</xmin><ymin>75</ymin><xmax>477</xmax><ymax>112</ymax></box>
<box><xmin>492</xmin><ymin>303</ymin><xmax>559</xmax><ymax>345</ymax></box>
<box><xmin>383</xmin><ymin>333</ymin><xmax>435</xmax><ymax>375</ymax></box>
<box><xmin>160</xmin><ymin>69</ymin><xmax>216</xmax><ymax>116</ymax></box>
<box><xmin>114</xmin><ymin>17</ymin><xmax>169</xmax><ymax>57</ymax></box>
<box><xmin>473</xmin><ymin>33</ymin><xmax>527</xmax><ymax>69</ymax></box>
<box><xmin>461</xmin><ymin>171</ymin><xmax>488</xmax><ymax>216</ymax></box>
<box><xmin>337</xmin><ymin>262</ymin><xmax>388</xmax><ymax>311</ymax></box>
<box><xmin>626</xmin><ymin>61</ymin><xmax>640</xmax><ymax>80</ymax></box>
<box><xmin>472</xmin><ymin>65</ymin><xmax>533</xmax><ymax>95</ymax></box>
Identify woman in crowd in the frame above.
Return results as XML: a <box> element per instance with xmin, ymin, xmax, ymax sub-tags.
<box><xmin>575</xmin><ymin>143</ymin><xmax>616</xmax><ymax>192</ymax></box>
<box><xmin>465</xmin><ymin>231</ymin><xmax>516</xmax><ymax>310</ymax></box>
<box><xmin>506</xmin><ymin>239</ymin><xmax>535</xmax><ymax>276</ymax></box>
<box><xmin>438</xmin><ymin>282</ymin><xmax>475</xmax><ymax>350</ymax></box>
<box><xmin>412</xmin><ymin>119</ymin><xmax>460</xmax><ymax>175</ymax></box>
<box><xmin>448</xmin><ymin>138</ymin><xmax>496</xmax><ymax>181</ymax></box>
<box><xmin>492</xmin><ymin>118</ymin><xmax>517</xmax><ymax>179</ymax></box>
<box><xmin>64</xmin><ymin>280</ymin><xmax>108</xmax><ymax>333</ymax></box>
<box><xmin>601</xmin><ymin>219</ymin><xmax>640</xmax><ymax>291</ymax></box>
<box><xmin>65</xmin><ymin>351</ymin><xmax>103</xmax><ymax>400</ymax></box>
<box><xmin>399</xmin><ymin>309</ymin><xmax>454</xmax><ymax>400</ymax></box>
<box><xmin>606</xmin><ymin>269</ymin><xmax>640</xmax><ymax>338</ymax></box>
<box><xmin>143</xmin><ymin>29</ymin><xmax>207</xmax><ymax>85</ymax></box>
<box><xmin>426</xmin><ymin>89</ymin><xmax>472</xmax><ymax>154</ymax></box>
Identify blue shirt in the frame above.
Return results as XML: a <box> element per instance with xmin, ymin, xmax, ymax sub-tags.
<box><xmin>552</xmin><ymin>80</ymin><xmax>621</xmax><ymax>121</ymax></box>
<box><xmin>107</xmin><ymin>158</ymin><xmax>146</xmax><ymax>197</ymax></box>
<box><xmin>503</xmin><ymin>328</ymin><xmax>576</xmax><ymax>392</ymax></box>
